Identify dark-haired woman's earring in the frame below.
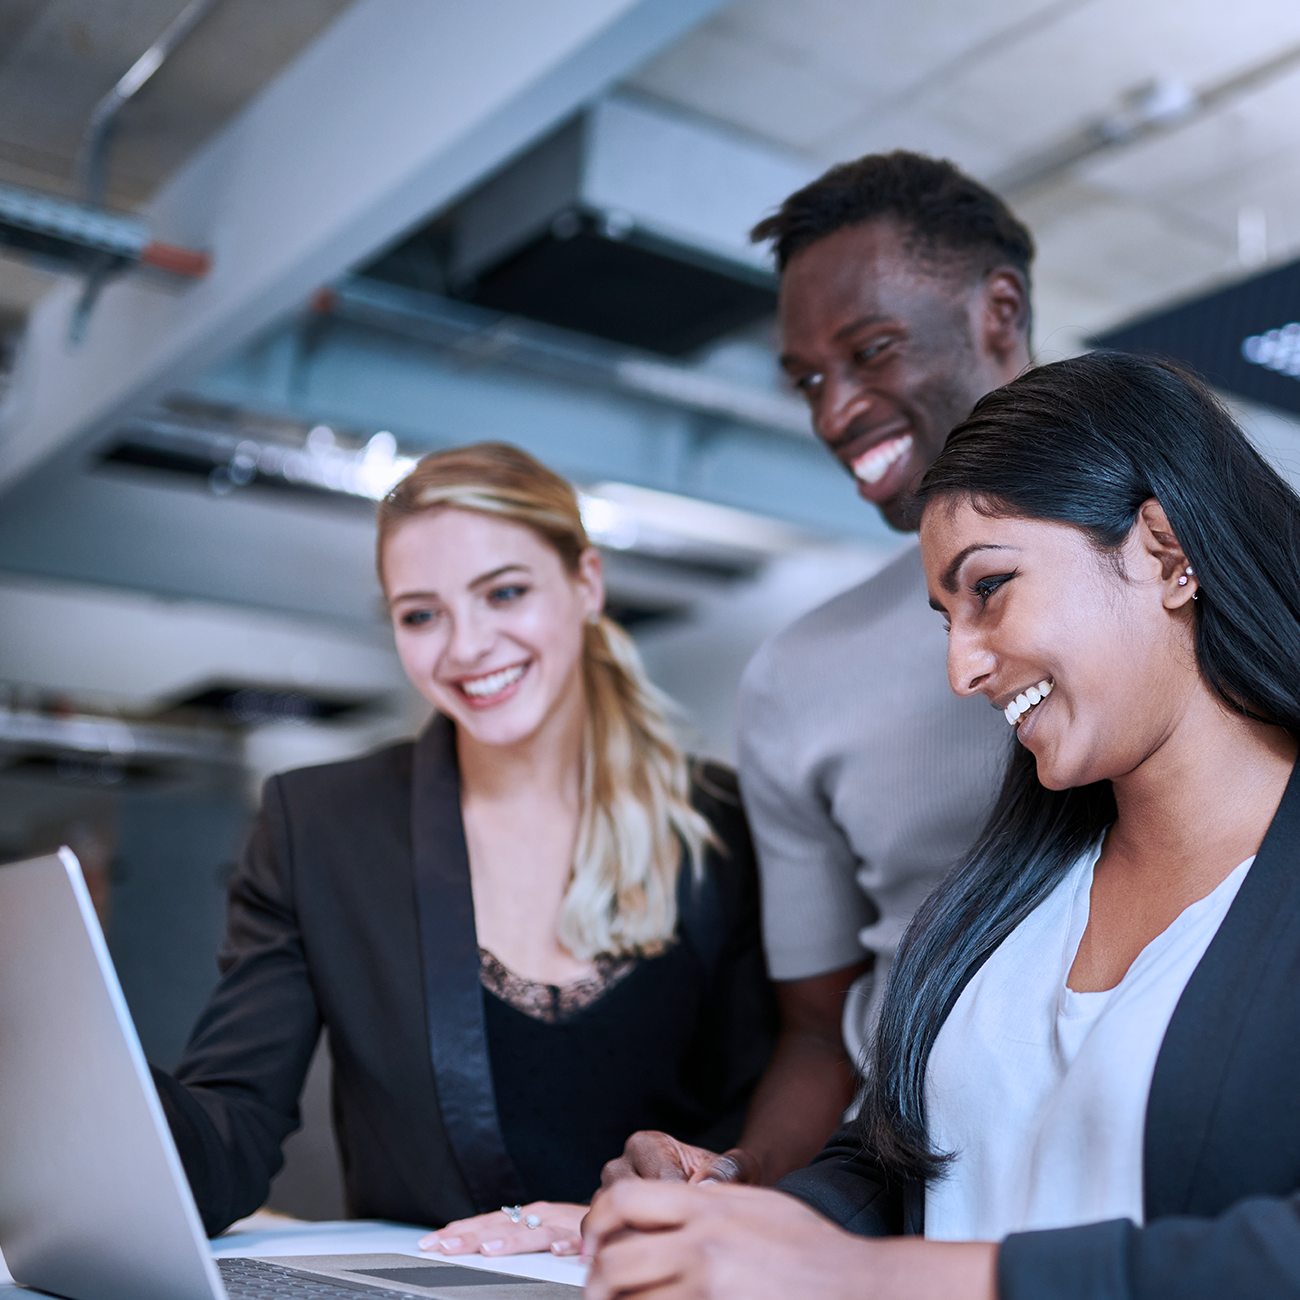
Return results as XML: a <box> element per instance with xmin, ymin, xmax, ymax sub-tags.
<box><xmin>1178</xmin><ymin>564</ymin><xmax>1194</xmax><ymax>587</ymax></box>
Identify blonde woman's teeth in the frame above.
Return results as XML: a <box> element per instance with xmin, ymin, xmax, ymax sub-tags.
<box><xmin>461</xmin><ymin>664</ymin><xmax>525</xmax><ymax>698</ymax></box>
<box><xmin>851</xmin><ymin>434</ymin><xmax>913</xmax><ymax>485</ymax></box>
<box><xmin>1004</xmin><ymin>680</ymin><xmax>1053</xmax><ymax>726</ymax></box>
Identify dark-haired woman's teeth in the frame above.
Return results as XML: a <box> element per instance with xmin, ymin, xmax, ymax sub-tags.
<box><xmin>851</xmin><ymin>434</ymin><xmax>913</xmax><ymax>485</ymax></box>
<box><xmin>462</xmin><ymin>664</ymin><xmax>525</xmax><ymax>698</ymax></box>
<box><xmin>1004</xmin><ymin>679</ymin><xmax>1053</xmax><ymax>726</ymax></box>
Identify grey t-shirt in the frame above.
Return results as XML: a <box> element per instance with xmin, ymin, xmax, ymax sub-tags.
<box><xmin>736</xmin><ymin>543</ymin><xmax>1010</xmax><ymax>1059</ymax></box>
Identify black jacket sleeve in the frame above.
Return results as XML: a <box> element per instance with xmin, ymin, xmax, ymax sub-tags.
<box><xmin>775</xmin><ymin>1122</ymin><xmax>908</xmax><ymax>1237</ymax></box>
<box><xmin>153</xmin><ymin>777</ymin><xmax>321</xmax><ymax>1236</ymax></box>
<box><xmin>1000</xmin><ymin>1195</ymin><xmax>1300</xmax><ymax>1300</ymax></box>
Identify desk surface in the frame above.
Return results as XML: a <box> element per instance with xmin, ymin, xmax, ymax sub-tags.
<box><xmin>0</xmin><ymin>1212</ymin><xmax>588</xmax><ymax>1295</ymax></box>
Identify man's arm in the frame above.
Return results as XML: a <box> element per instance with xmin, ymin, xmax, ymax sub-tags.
<box><xmin>599</xmin><ymin>959</ymin><xmax>867</xmax><ymax>1188</ymax></box>
<box><xmin>733</xmin><ymin>961</ymin><xmax>869</xmax><ymax>1183</ymax></box>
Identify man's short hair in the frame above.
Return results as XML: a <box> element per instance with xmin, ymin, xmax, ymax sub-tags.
<box><xmin>752</xmin><ymin>150</ymin><xmax>1034</xmax><ymax>291</ymax></box>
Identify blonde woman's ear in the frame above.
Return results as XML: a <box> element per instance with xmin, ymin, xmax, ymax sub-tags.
<box><xmin>576</xmin><ymin>546</ymin><xmax>605</xmax><ymax>619</ymax></box>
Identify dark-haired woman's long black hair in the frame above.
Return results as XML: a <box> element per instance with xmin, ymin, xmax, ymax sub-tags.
<box><xmin>858</xmin><ymin>349</ymin><xmax>1300</xmax><ymax>1180</ymax></box>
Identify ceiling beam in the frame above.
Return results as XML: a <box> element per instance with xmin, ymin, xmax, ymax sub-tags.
<box><xmin>0</xmin><ymin>0</ymin><xmax>727</xmax><ymax>501</ymax></box>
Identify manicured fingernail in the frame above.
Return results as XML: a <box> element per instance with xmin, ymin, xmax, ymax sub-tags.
<box><xmin>551</xmin><ymin>1239</ymin><xmax>578</xmax><ymax>1256</ymax></box>
<box><xmin>437</xmin><ymin>1237</ymin><xmax>460</xmax><ymax>1251</ymax></box>
<box><xmin>700</xmin><ymin>1177</ymin><xmax>719</xmax><ymax>1185</ymax></box>
<box><xmin>481</xmin><ymin>1240</ymin><xmax>503</xmax><ymax>1253</ymax></box>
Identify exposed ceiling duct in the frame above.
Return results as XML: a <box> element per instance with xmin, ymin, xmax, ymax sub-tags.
<box><xmin>98</xmin><ymin>406</ymin><xmax>810</xmax><ymax>581</ymax></box>
<box><xmin>364</xmin><ymin>94</ymin><xmax>814</xmax><ymax>357</ymax></box>
<box><xmin>316</xmin><ymin>276</ymin><xmax>810</xmax><ymax>435</ymax></box>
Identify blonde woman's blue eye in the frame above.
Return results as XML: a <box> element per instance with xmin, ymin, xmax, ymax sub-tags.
<box><xmin>489</xmin><ymin>584</ymin><xmax>528</xmax><ymax>603</ymax></box>
<box><xmin>400</xmin><ymin>609</ymin><xmax>434</xmax><ymax>627</ymax></box>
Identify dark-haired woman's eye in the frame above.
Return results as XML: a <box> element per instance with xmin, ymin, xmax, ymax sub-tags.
<box><xmin>399</xmin><ymin>608</ymin><xmax>435</xmax><ymax>628</ymax></box>
<box><xmin>972</xmin><ymin>571</ymin><xmax>1017</xmax><ymax>605</ymax></box>
<box><xmin>489</xmin><ymin>584</ymin><xmax>528</xmax><ymax>605</ymax></box>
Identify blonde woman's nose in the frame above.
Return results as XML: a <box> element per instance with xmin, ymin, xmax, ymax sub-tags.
<box><xmin>446</xmin><ymin>606</ymin><xmax>495</xmax><ymax>665</ymax></box>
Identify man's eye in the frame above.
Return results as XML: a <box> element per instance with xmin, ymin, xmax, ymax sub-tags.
<box><xmin>854</xmin><ymin>339</ymin><xmax>892</xmax><ymax>364</ymax></box>
<box><xmin>791</xmin><ymin>373</ymin><xmax>821</xmax><ymax>397</ymax></box>
<box><xmin>971</xmin><ymin>572</ymin><xmax>1017</xmax><ymax>604</ymax></box>
<box><xmin>399</xmin><ymin>608</ymin><xmax>436</xmax><ymax>628</ymax></box>
<box><xmin>489</xmin><ymin>584</ymin><xmax>528</xmax><ymax>604</ymax></box>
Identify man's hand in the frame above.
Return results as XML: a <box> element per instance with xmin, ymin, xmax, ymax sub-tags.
<box><xmin>599</xmin><ymin>1132</ymin><xmax>761</xmax><ymax>1188</ymax></box>
<box><xmin>418</xmin><ymin>1201</ymin><xmax>585</xmax><ymax>1258</ymax></box>
<box><xmin>583</xmin><ymin>1180</ymin><xmax>997</xmax><ymax>1300</ymax></box>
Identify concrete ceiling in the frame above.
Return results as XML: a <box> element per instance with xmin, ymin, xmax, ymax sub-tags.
<box><xmin>627</xmin><ymin>0</ymin><xmax>1300</xmax><ymax>350</ymax></box>
<box><xmin>0</xmin><ymin>0</ymin><xmax>356</xmax><ymax>318</ymax></box>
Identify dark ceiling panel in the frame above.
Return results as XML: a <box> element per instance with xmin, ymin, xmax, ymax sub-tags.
<box><xmin>1094</xmin><ymin>258</ymin><xmax>1300</xmax><ymax>417</ymax></box>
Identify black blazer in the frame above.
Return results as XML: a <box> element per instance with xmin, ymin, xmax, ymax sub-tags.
<box><xmin>154</xmin><ymin>717</ymin><xmax>774</xmax><ymax>1236</ymax></box>
<box><xmin>779</xmin><ymin>760</ymin><xmax>1300</xmax><ymax>1299</ymax></box>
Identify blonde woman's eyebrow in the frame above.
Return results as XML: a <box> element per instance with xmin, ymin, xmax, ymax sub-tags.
<box><xmin>469</xmin><ymin>563</ymin><xmax>531</xmax><ymax>589</ymax></box>
<box><xmin>389</xmin><ymin>565</ymin><xmax>532</xmax><ymax>606</ymax></box>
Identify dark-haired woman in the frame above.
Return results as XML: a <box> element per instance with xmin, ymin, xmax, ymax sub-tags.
<box><xmin>584</xmin><ymin>351</ymin><xmax>1300</xmax><ymax>1299</ymax></box>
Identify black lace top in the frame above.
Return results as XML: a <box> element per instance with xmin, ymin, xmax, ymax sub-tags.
<box><xmin>478</xmin><ymin>948</ymin><xmax>637</xmax><ymax>1024</ymax></box>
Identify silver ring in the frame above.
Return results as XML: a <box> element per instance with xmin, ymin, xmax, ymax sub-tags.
<box><xmin>501</xmin><ymin>1205</ymin><xmax>523</xmax><ymax>1223</ymax></box>
<box><xmin>524</xmin><ymin>1214</ymin><xmax>542</xmax><ymax>1229</ymax></box>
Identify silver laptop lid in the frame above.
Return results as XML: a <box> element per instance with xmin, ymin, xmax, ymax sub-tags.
<box><xmin>0</xmin><ymin>850</ymin><xmax>225</xmax><ymax>1300</ymax></box>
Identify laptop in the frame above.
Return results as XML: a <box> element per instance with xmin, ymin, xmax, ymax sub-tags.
<box><xmin>0</xmin><ymin>851</ymin><xmax>580</xmax><ymax>1300</ymax></box>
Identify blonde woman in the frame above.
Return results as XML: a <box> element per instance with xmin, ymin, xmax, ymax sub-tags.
<box><xmin>153</xmin><ymin>443</ymin><xmax>776</xmax><ymax>1256</ymax></box>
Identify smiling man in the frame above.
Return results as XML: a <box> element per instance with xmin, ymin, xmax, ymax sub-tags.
<box><xmin>738</xmin><ymin>151</ymin><xmax>1033</xmax><ymax>1093</ymax></box>
<box><xmin>600</xmin><ymin>154</ymin><xmax>1035</xmax><ymax>1190</ymax></box>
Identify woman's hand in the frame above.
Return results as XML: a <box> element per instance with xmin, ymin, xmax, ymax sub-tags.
<box><xmin>583</xmin><ymin>1180</ymin><xmax>998</xmax><ymax>1300</ymax></box>
<box><xmin>419</xmin><ymin>1201</ymin><xmax>586</xmax><ymax>1257</ymax></box>
<box><xmin>599</xmin><ymin>1131</ymin><xmax>760</xmax><ymax>1186</ymax></box>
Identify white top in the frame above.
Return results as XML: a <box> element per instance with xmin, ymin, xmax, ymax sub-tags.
<box><xmin>923</xmin><ymin>841</ymin><xmax>1253</xmax><ymax>1242</ymax></box>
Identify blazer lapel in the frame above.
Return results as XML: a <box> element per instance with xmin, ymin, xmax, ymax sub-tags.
<box><xmin>1144</xmin><ymin>758</ymin><xmax>1300</xmax><ymax>1217</ymax></box>
<box><xmin>411</xmin><ymin>714</ymin><xmax>527</xmax><ymax>1212</ymax></box>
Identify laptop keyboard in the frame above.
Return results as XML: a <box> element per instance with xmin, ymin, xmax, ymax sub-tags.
<box><xmin>217</xmin><ymin>1256</ymin><xmax>438</xmax><ymax>1298</ymax></box>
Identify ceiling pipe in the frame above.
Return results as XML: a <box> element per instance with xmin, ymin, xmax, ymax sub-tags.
<box><xmin>77</xmin><ymin>0</ymin><xmax>227</xmax><ymax>210</ymax></box>
<box><xmin>65</xmin><ymin>0</ymin><xmax>224</xmax><ymax>340</ymax></box>
<box><xmin>318</xmin><ymin>278</ymin><xmax>812</xmax><ymax>438</ymax></box>
<box><xmin>994</xmin><ymin>39</ymin><xmax>1300</xmax><ymax>196</ymax></box>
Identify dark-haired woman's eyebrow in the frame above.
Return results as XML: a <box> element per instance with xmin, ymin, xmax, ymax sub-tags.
<box><xmin>941</xmin><ymin>544</ymin><xmax>1016</xmax><ymax>594</ymax></box>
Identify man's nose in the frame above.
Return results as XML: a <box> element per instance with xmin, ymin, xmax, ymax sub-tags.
<box><xmin>947</xmin><ymin>625</ymin><xmax>996</xmax><ymax>698</ymax></box>
<box><xmin>815</xmin><ymin>373</ymin><xmax>872</xmax><ymax>445</ymax></box>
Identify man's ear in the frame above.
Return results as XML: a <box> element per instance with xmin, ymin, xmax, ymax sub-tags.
<box><xmin>1136</xmin><ymin>498</ymin><xmax>1198</xmax><ymax>608</ymax></box>
<box><xmin>979</xmin><ymin>268</ymin><xmax>1030</xmax><ymax>367</ymax></box>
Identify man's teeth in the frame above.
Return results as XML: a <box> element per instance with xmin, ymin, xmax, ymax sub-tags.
<box><xmin>1004</xmin><ymin>680</ymin><xmax>1053</xmax><ymax>727</ymax></box>
<box><xmin>461</xmin><ymin>664</ymin><xmax>526</xmax><ymax>698</ymax></box>
<box><xmin>851</xmin><ymin>434</ymin><xmax>913</xmax><ymax>485</ymax></box>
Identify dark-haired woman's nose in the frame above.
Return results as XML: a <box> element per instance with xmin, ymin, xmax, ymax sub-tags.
<box><xmin>947</xmin><ymin>627</ymin><xmax>997</xmax><ymax>698</ymax></box>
